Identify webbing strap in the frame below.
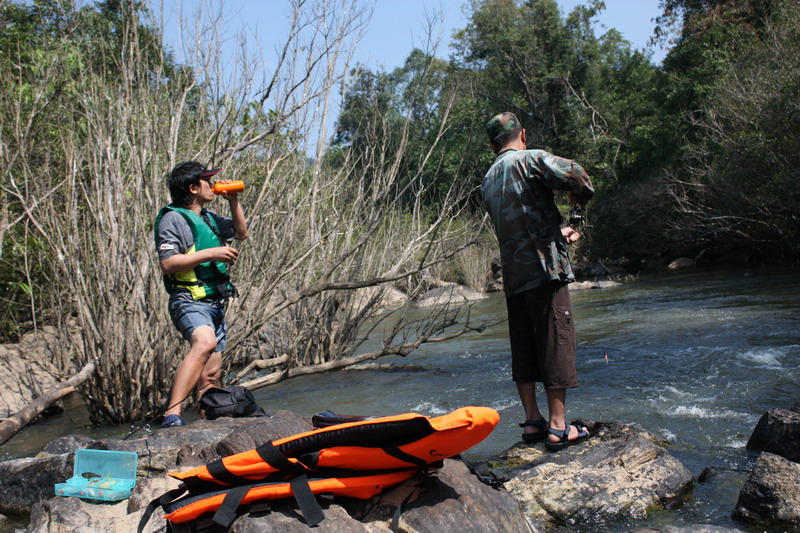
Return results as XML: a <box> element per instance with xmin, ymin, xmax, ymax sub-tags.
<box><xmin>290</xmin><ymin>475</ymin><xmax>325</xmax><ymax>526</ymax></box>
<box><xmin>255</xmin><ymin>440</ymin><xmax>308</xmax><ymax>475</ymax></box>
<box><xmin>212</xmin><ymin>485</ymin><xmax>250</xmax><ymax>528</ymax></box>
<box><xmin>136</xmin><ymin>486</ymin><xmax>187</xmax><ymax>533</ymax></box>
<box><xmin>207</xmin><ymin>459</ymin><xmax>251</xmax><ymax>486</ymax></box>
<box><xmin>381</xmin><ymin>446</ymin><xmax>429</xmax><ymax>468</ymax></box>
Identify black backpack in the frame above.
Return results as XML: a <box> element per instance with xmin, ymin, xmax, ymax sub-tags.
<box><xmin>199</xmin><ymin>386</ymin><xmax>268</xmax><ymax>419</ymax></box>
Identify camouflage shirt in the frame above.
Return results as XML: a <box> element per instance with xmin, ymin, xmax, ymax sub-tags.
<box><xmin>481</xmin><ymin>148</ymin><xmax>594</xmax><ymax>297</ymax></box>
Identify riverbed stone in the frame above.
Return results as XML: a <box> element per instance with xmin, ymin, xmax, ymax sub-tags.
<box><xmin>415</xmin><ymin>284</ymin><xmax>488</xmax><ymax>308</ymax></box>
<box><xmin>745</xmin><ymin>400</ymin><xmax>800</xmax><ymax>463</ymax></box>
<box><xmin>630</xmin><ymin>526</ymin><xmax>746</xmax><ymax>533</ymax></box>
<box><xmin>732</xmin><ymin>452</ymin><xmax>800</xmax><ymax>529</ymax></box>
<box><xmin>487</xmin><ymin>421</ymin><xmax>693</xmax><ymax>529</ymax></box>
<box><xmin>570</xmin><ymin>280</ymin><xmax>622</xmax><ymax>290</ymax></box>
<box><xmin>668</xmin><ymin>257</ymin><xmax>696</xmax><ymax>270</ymax></box>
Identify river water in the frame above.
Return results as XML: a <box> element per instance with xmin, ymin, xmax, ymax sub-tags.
<box><xmin>3</xmin><ymin>265</ymin><xmax>799</xmax><ymax>532</ymax></box>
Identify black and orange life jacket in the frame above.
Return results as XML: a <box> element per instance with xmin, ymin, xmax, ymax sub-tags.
<box><xmin>136</xmin><ymin>406</ymin><xmax>499</xmax><ymax>531</ymax></box>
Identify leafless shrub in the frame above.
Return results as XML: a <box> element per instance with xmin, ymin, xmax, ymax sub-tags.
<box><xmin>1</xmin><ymin>0</ymin><xmax>488</xmax><ymax>422</ymax></box>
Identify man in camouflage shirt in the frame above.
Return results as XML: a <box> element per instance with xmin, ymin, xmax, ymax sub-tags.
<box><xmin>481</xmin><ymin>112</ymin><xmax>594</xmax><ymax>451</ymax></box>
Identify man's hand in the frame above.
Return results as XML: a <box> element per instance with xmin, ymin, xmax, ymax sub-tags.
<box><xmin>562</xmin><ymin>226</ymin><xmax>581</xmax><ymax>244</ymax></box>
<box><xmin>204</xmin><ymin>246</ymin><xmax>239</xmax><ymax>263</ymax></box>
<box><xmin>215</xmin><ymin>179</ymin><xmax>239</xmax><ymax>201</ymax></box>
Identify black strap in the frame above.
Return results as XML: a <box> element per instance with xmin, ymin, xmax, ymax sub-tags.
<box><xmin>290</xmin><ymin>475</ymin><xmax>325</xmax><ymax>526</ymax></box>
<box><xmin>255</xmin><ymin>441</ymin><xmax>308</xmax><ymax>475</ymax></box>
<box><xmin>207</xmin><ymin>459</ymin><xmax>252</xmax><ymax>486</ymax></box>
<box><xmin>381</xmin><ymin>446</ymin><xmax>428</xmax><ymax>468</ymax></box>
<box><xmin>212</xmin><ymin>485</ymin><xmax>251</xmax><ymax>529</ymax></box>
<box><xmin>454</xmin><ymin>454</ymin><xmax>507</xmax><ymax>489</ymax></box>
<box><xmin>136</xmin><ymin>486</ymin><xmax>188</xmax><ymax>533</ymax></box>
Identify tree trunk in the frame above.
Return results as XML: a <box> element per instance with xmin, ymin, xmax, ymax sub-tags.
<box><xmin>0</xmin><ymin>362</ymin><xmax>95</xmax><ymax>446</ymax></box>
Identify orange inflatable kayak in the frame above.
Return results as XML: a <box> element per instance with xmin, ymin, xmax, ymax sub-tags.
<box><xmin>137</xmin><ymin>406</ymin><xmax>499</xmax><ymax>531</ymax></box>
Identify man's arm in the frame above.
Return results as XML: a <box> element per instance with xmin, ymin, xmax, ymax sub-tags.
<box><xmin>156</xmin><ymin>209</ymin><xmax>240</xmax><ymax>275</ymax></box>
<box><xmin>216</xmin><ymin>182</ymin><xmax>248</xmax><ymax>240</ymax></box>
<box><xmin>160</xmin><ymin>247</ymin><xmax>240</xmax><ymax>275</ymax></box>
<box><xmin>533</xmin><ymin>152</ymin><xmax>595</xmax><ymax>205</ymax></box>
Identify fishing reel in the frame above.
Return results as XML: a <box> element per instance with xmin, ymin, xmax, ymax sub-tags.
<box><xmin>569</xmin><ymin>206</ymin><xmax>591</xmax><ymax>228</ymax></box>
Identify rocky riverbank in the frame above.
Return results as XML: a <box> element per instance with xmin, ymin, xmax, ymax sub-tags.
<box><xmin>1</xmin><ymin>400</ymin><xmax>797</xmax><ymax>533</ymax></box>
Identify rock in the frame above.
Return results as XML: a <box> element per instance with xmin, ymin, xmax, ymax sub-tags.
<box><xmin>5</xmin><ymin>415</ymin><xmax>531</xmax><ymax>533</ymax></box>
<box><xmin>746</xmin><ymin>401</ymin><xmax>800</xmax><ymax>462</ymax></box>
<box><xmin>91</xmin><ymin>416</ymin><xmax>266</xmax><ymax>474</ymax></box>
<box><xmin>371</xmin><ymin>459</ymin><xmax>535</xmax><ymax>533</ymax></box>
<box><xmin>27</xmin><ymin>496</ymin><xmax>137</xmax><ymax>533</ymax></box>
<box><xmin>0</xmin><ymin>327</ymin><xmax>67</xmax><ymax>419</ymax></box>
<box><xmin>39</xmin><ymin>435</ymin><xmax>94</xmax><ymax>457</ymax></box>
<box><xmin>667</xmin><ymin>257</ymin><xmax>696</xmax><ymax>270</ymax></box>
<box><xmin>570</xmin><ymin>280</ymin><xmax>622</xmax><ymax>290</ymax></box>
<box><xmin>227</xmin><ymin>502</ymin><xmax>377</xmax><ymax>532</ymax></box>
<box><xmin>0</xmin><ymin>453</ymin><xmax>74</xmax><ymax>516</ymax></box>
<box><xmin>0</xmin><ymin>414</ymin><xmax>299</xmax><ymax>515</ymax></box>
<box><xmin>487</xmin><ymin>421</ymin><xmax>692</xmax><ymax>529</ymax></box>
<box><xmin>732</xmin><ymin>452</ymin><xmax>800</xmax><ymax>529</ymax></box>
<box><xmin>348</xmin><ymin>286</ymin><xmax>408</xmax><ymax>316</ymax></box>
<box><xmin>630</xmin><ymin>526</ymin><xmax>746</xmax><ymax>533</ymax></box>
<box><xmin>197</xmin><ymin>460</ymin><xmax>534</xmax><ymax>533</ymax></box>
<box><xmin>415</xmin><ymin>284</ymin><xmax>487</xmax><ymax>308</ymax></box>
<box><xmin>179</xmin><ymin>410</ymin><xmax>311</xmax><ymax>465</ymax></box>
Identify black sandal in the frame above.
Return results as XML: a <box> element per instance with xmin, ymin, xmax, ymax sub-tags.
<box><xmin>519</xmin><ymin>418</ymin><xmax>547</xmax><ymax>443</ymax></box>
<box><xmin>545</xmin><ymin>423</ymin><xmax>589</xmax><ymax>451</ymax></box>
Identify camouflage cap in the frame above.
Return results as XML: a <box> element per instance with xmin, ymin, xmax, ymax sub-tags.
<box><xmin>486</xmin><ymin>112</ymin><xmax>521</xmax><ymax>144</ymax></box>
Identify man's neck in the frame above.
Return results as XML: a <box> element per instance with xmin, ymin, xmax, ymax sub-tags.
<box><xmin>182</xmin><ymin>201</ymin><xmax>203</xmax><ymax>214</ymax></box>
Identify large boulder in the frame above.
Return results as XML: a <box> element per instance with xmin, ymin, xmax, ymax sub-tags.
<box><xmin>0</xmin><ymin>411</ymin><xmax>307</xmax><ymax>516</ymax></box>
<box><xmin>732</xmin><ymin>452</ymin><xmax>800</xmax><ymax>529</ymax></box>
<box><xmin>166</xmin><ymin>460</ymin><xmax>535</xmax><ymax>533</ymax></box>
<box><xmin>0</xmin><ymin>327</ymin><xmax>68</xmax><ymax>419</ymax></box>
<box><xmin>19</xmin><ymin>414</ymin><xmax>531</xmax><ymax>533</ymax></box>
<box><xmin>746</xmin><ymin>400</ymin><xmax>800</xmax><ymax>462</ymax></box>
<box><xmin>0</xmin><ymin>452</ymin><xmax>75</xmax><ymax>516</ymax></box>
<box><xmin>487</xmin><ymin>421</ymin><xmax>693</xmax><ymax>529</ymax></box>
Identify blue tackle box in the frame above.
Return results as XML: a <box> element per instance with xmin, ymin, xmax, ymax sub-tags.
<box><xmin>55</xmin><ymin>449</ymin><xmax>138</xmax><ymax>501</ymax></box>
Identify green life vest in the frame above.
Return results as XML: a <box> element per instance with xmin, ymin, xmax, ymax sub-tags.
<box><xmin>154</xmin><ymin>205</ymin><xmax>234</xmax><ymax>300</ymax></box>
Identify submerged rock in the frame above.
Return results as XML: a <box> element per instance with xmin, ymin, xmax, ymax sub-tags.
<box><xmin>415</xmin><ymin>284</ymin><xmax>487</xmax><ymax>308</ymax></box>
<box><xmin>487</xmin><ymin>421</ymin><xmax>693</xmax><ymax>529</ymax></box>
<box><xmin>630</xmin><ymin>526</ymin><xmax>746</xmax><ymax>533</ymax></box>
<box><xmin>668</xmin><ymin>258</ymin><xmax>696</xmax><ymax>270</ymax></box>
<box><xmin>746</xmin><ymin>400</ymin><xmax>800</xmax><ymax>463</ymax></box>
<box><xmin>732</xmin><ymin>452</ymin><xmax>800</xmax><ymax>530</ymax></box>
<box><xmin>570</xmin><ymin>280</ymin><xmax>622</xmax><ymax>290</ymax></box>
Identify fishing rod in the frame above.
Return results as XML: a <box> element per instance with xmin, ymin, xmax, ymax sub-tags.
<box><xmin>569</xmin><ymin>205</ymin><xmax>608</xmax><ymax>311</ymax></box>
<box><xmin>122</xmin><ymin>379</ymin><xmax>218</xmax><ymax>440</ymax></box>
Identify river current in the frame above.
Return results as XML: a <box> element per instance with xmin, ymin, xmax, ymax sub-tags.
<box><xmin>3</xmin><ymin>265</ymin><xmax>799</xmax><ymax>532</ymax></box>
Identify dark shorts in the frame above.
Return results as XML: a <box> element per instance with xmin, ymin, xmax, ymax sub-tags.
<box><xmin>506</xmin><ymin>282</ymin><xmax>578</xmax><ymax>389</ymax></box>
<box><xmin>168</xmin><ymin>295</ymin><xmax>228</xmax><ymax>351</ymax></box>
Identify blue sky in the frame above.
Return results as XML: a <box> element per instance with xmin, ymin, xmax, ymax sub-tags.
<box><xmin>156</xmin><ymin>1</ymin><xmax>666</xmax><ymax>150</ymax></box>
<box><xmin>159</xmin><ymin>1</ymin><xmax>666</xmax><ymax>71</ymax></box>
<box><xmin>350</xmin><ymin>0</ymin><xmax>666</xmax><ymax>69</ymax></box>
<box><xmin>159</xmin><ymin>0</ymin><xmax>665</xmax><ymax>70</ymax></box>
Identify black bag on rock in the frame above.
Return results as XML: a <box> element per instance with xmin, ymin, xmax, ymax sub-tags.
<box><xmin>199</xmin><ymin>387</ymin><xmax>268</xmax><ymax>420</ymax></box>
